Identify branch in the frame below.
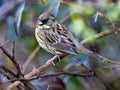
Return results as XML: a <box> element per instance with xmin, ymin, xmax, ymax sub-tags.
<box><xmin>6</xmin><ymin>25</ymin><xmax>120</xmax><ymax>90</ymax></box>
<box><xmin>5</xmin><ymin>70</ymin><xmax>94</xmax><ymax>83</ymax></box>
<box><xmin>0</xmin><ymin>63</ymin><xmax>17</xmax><ymax>77</ymax></box>
<box><xmin>60</xmin><ymin>14</ymin><xmax>71</xmax><ymax>24</ymax></box>
<box><xmin>6</xmin><ymin>55</ymin><xmax>63</xmax><ymax>90</ymax></box>
<box><xmin>23</xmin><ymin>46</ymin><xmax>40</xmax><ymax>73</ymax></box>
<box><xmin>0</xmin><ymin>61</ymin><xmax>24</xmax><ymax>90</ymax></box>
<box><xmin>0</xmin><ymin>42</ymin><xmax>23</xmax><ymax>76</ymax></box>
<box><xmin>79</xmin><ymin>26</ymin><xmax>120</xmax><ymax>64</ymax></box>
<box><xmin>0</xmin><ymin>42</ymin><xmax>36</xmax><ymax>89</ymax></box>
<box><xmin>0</xmin><ymin>44</ymin><xmax>13</xmax><ymax>61</ymax></box>
<box><xmin>12</xmin><ymin>41</ymin><xmax>23</xmax><ymax>76</ymax></box>
<box><xmin>80</xmin><ymin>26</ymin><xmax>120</xmax><ymax>45</ymax></box>
<box><xmin>61</xmin><ymin>0</ymin><xmax>71</xmax><ymax>6</ymax></box>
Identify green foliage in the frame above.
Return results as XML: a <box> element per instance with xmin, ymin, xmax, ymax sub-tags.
<box><xmin>108</xmin><ymin>1</ymin><xmax>120</xmax><ymax>22</ymax></box>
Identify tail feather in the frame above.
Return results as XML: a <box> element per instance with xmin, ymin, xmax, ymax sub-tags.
<box><xmin>78</xmin><ymin>45</ymin><xmax>120</xmax><ymax>64</ymax></box>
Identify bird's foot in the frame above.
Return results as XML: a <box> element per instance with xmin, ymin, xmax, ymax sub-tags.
<box><xmin>46</xmin><ymin>55</ymin><xmax>61</xmax><ymax>66</ymax></box>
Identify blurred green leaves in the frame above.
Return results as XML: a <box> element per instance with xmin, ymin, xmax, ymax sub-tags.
<box><xmin>70</xmin><ymin>3</ymin><xmax>96</xmax><ymax>39</ymax></box>
<box><xmin>69</xmin><ymin>0</ymin><xmax>120</xmax><ymax>40</ymax></box>
<box><xmin>107</xmin><ymin>1</ymin><xmax>120</xmax><ymax>22</ymax></box>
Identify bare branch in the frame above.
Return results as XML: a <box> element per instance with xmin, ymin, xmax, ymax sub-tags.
<box><xmin>0</xmin><ymin>42</ymin><xmax>23</xmax><ymax>76</ymax></box>
<box><xmin>6</xmin><ymin>25</ymin><xmax>120</xmax><ymax>90</ymax></box>
<box><xmin>0</xmin><ymin>45</ymin><xmax>13</xmax><ymax>60</ymax></box>
<box><xmin>6</xmin><ymin>55</ymin><xmax>64</xmax><ymax>90</ymax></box>
<box><xmin>4</xmin><ymin>70</ymin><xmax>94</xmax><ymax>83</ymax></box>
<box><xmin>60</xmin><ymin>14</ymin><xmax>71</xmax><ymax>24</ymax></box>
<box><xmin>11</xmin><ymin>41</ymin><xmax>23</xmax><ymax>76</ymax></box>
<box><xmin>80</xmin><ymin>26</ymin><xmax>120</xmax><ymax>45</ymax></box>
<box><xmin>23</xmin><ymin>46</ymin><xmax>40</xmax><ymax>73</ymax></box>
<box><xmin>0</xmin><ymin>63</ymin><xmax>17</xmax><ymax>77</ymax></box>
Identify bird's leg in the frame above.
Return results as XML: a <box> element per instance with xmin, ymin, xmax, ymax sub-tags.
<box><xmin>46</xmin><ymin>55</ymin><xmax>60</xmax><ymax>66</ymax></box>
<box><xmin>57</xmin><ymin>55</ymin><xmax>61</xmax><ymax>63</ymax></box>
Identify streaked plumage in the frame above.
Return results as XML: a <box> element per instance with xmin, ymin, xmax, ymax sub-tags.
<box><xmin>35</xmin><ymin>12</ymin><xmax>119</xmax><ymax>65</ymax></box>
<box><xmin>35</xmin><ymin>12</ymin><xmax>92</xmax><ymax>56</ymax></box>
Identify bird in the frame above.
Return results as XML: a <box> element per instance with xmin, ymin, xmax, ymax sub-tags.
<box><xmin>35</xmin><ymin>12</ymin><xmax>105</xmax><ymax>61</ymax></box>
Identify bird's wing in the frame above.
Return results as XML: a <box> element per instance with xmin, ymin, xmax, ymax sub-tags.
<box><xmin>42</xmin><ymin>29</ymin><xmax>79</xmax><ymax>54</ymax></box>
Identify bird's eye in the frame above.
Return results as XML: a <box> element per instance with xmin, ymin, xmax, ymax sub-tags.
<box><xmin>42</xmin><ymin>18</ymin><xmax>49</xmax><ymax>24</ymax></box>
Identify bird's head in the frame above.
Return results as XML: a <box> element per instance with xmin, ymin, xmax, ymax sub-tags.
<box><xmin>36</xmin><ymin>12</ymin><xmax>55</xmax><ymax>30</ymax></box>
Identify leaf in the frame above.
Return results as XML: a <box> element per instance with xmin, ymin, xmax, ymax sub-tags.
<box><xmin>52</xmin><ymin>0</ymin><xmax>61</xmax><ymax>17</ymax></box>
<box><xmin>89</xmin><ymin>12</ymin><xmax>99</xmax><ymax>29</ymax></box>
<box><xmin>14</xmin><ymin>2</ymin><xmax>25</xmax><ymax>36</ymax></box>
<box><xmin>47</xmin><ymin>0</ymin><xmax>61</xmax><ymax>17</ymax></box>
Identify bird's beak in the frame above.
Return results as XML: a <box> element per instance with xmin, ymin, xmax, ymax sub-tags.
<box><xmin>38</xmin><ymin>21</ymin><xmax>43</xmax><ymax>25</ymax></box>
<box><xmin>36</xmin><ymin>21</ymin><xmax>42</xmax><ymax>26</ymax></box>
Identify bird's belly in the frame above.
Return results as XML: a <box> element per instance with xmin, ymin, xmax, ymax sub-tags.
<box><xmin>35</xmin><ymin>28</ymin><xmax>64</xmax><ymax>55</ymax></box>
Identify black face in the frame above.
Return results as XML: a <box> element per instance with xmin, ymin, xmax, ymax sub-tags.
<box><xmin>40</xmin><ymin>18</ymin><xmax>49</xmax><ymax>25</ymax></box>
<box><xmin>37</xmin><ymin>12</ymin><xmax>55</xmax><ymax>26</ymax></box>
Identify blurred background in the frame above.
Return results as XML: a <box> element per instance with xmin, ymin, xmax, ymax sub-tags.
<box><xmin>0</xmin><ymin>0</ymin><xmax>120</xmax><ymax>90</ymax></box>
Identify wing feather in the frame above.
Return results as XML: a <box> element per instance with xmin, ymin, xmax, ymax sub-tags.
<box><xmin>42</xmin><ymin>25</ymin><xmax>79</xmax><ymax>54</ymax></box>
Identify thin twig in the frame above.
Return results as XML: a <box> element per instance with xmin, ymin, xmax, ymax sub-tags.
<box><xmin>6</xmin><ymin>55</ymin><xmax>64</xmax><ymax>90</ymax></box>
<box><xmin>0</xmin><ymin>64</ymin><xmax>17</xmax><ymax>77</ymax></box>
<box><xmin>0</xmin><ymin>42</ymin><xmax>23</xmax><ymax>76</ymax></box>
<box><xmin>0</xmin><ymin>65</ymin><xmax>24</xmax><ymax>90</ymax></box>
<box><xmin>0</xmin><ymin>41</ymin><xmax>35</xmax><ymax>89</ymax></box>
<box><xmin>79</xmin><ymin>26</ymin><xmax>120</xmax><ymax>64</ymax></box>
<box><xmin>0</xmin><ymin>45</ymin><xmax>13</xmax><ymax>60</ymax></box>
<box><xmin>23</xmin><ymin>46</ymin><xmax>40</xmax><ymax>73</ymax></box>
<box><xmin>60</xmin><ymin>14</ymin><xmax>71</xmax><ymax>24</ymax></box>
<box><xmin>80</xmin><ymin>26</ymin><xmax>120</xmax><ymax>45</ymax></box>
<box><xmin>11</xmin><ymin>41</ymin><xmax>23</xmax><ymax>76</ymax></box>
<box><xmin>0</xmin><ymin>69</ymin><xmax>11</xmax><ymax>80</ymax></box>
<box><xmin>61</xmin><ymin>0</ymin><xmax>71</xmax><ymax>6</ymax></box>
<box><xmin>12</xmin><ymin>41</ymin><xmax>15</xmax><ymax>60</ymax></box>
<box><xmin>6</xmin><ymin>26</ymin><xmax>120</xmax><ymax>90</ymax></box>
<box><xmin>4</xmin><ymin>70</ymin><xmax>94</xmax><ymax>83</ymax></box>
<box><xmin>83</xmin><ymin>49</ymin><xmax>120</xmax><ymax>64</ymax></box>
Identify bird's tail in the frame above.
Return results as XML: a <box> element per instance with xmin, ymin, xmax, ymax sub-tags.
<box><xmin>78</xmin><ymin>45</ymin><xmax>120</xmax><ymax>64</ymax></box>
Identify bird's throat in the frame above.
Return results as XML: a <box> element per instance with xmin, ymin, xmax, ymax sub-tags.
<box><xmin>37</xmin><ymin>25</ymin><xmax>51</xmax><ymax>30</ymax></box>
